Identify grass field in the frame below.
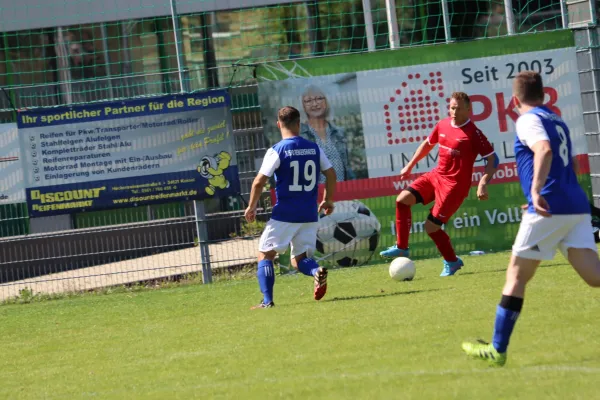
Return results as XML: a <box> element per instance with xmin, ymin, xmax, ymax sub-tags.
<box><xmin>1</xmin><ymin>250</ymin><xmax>599</xmax><ymax>399</ymax></box>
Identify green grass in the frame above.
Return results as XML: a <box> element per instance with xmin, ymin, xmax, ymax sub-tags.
<box><xmin>1</xmin><ymin>250</ymin><xmax>599</xmax><ymax>399</ymax></box>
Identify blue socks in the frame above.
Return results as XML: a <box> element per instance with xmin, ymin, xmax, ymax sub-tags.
<box><xmin>256</xmin><ymin>258</ymin><xmax>318</xmax><ymax>304</ymax></box>
<box><xmin>297</xmin><ymin>257</ymin><xmax>319</xmax><ymax>277</ymax></box>
<box><xmin>492</xmin><ymin>295</ymin><xmax>523</xmax><ymax>353</ymax></box>
<box><xmin>257</xmin><ymin>260</ymin><xmax>275</xmax><ymax>304</ymax></box>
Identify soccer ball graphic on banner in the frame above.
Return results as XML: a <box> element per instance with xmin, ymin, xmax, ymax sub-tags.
<box><xmin>389</xmin><ymin>257</ymin><xmax>416</xmax><ymax>281</ymax></box>
<box><xmin>315</xmin><ymin>200</ymin><xmax>381</xmax><ymax>267</ymax></box>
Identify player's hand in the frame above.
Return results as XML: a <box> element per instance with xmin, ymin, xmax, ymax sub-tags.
<box><xmin>399</xmin><ymin>165</ymin><xmax>413</xmax><ymax>180</ymax></box>
<box><xmin>244</xmin><ymin>206</ymin><xmax>257</xmax><ymax>223</ymax></box>
<box><xmin>531</xmin><ymin>193</ymin><xmax>551</xmax><ymax>217</ymax></box>
<box><xmin>318</xmin><ymin>200</ymin><xmax>335</xmax><ymax>216</ymax></box>
<box><xmin>477</xmin><ymin>183</ymin><xmax>489</xmax><ymax>201</ymax></box>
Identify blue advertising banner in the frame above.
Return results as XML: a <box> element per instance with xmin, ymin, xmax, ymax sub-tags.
<box><xmin>17</xmin><ymin>90</ymin><xmax>240</xmax><ymax>217</ymax></box>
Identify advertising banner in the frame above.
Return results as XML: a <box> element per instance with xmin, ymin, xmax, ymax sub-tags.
<box><xmin>257</xmin><ymin>31</ymin><xmax>592</xmax><ymax>268</ymax></box>
<box><xmin>0</xmin><ymin>123</ymin><xmax>25</xmax><ymax>205</ymax></box>
<box><xmin>17</xmin><ymin>90</ymin><xmax>240</xmax><ymax>217</ymax></box>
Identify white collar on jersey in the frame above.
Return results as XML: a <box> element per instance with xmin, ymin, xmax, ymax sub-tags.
<box><xmin>451</xmin><ymin>119</ymin><xmax>471</xmax><ymax>128</ymax></box>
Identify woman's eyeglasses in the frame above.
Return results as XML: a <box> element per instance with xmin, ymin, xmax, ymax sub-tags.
<box><xmin>303</xmin><ymin>97</ymin><xmax>326</xmax><ymax>105</ymax></box>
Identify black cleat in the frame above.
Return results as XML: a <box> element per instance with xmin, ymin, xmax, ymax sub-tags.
<box><xmin>251</xmin><ymin>301</ymin><xmax>275</xmax><ymax>310</ymax></box>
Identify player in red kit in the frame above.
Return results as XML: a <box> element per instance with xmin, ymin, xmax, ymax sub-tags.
<box><xmin>380</xmin><ymin>92</ymin><xmax>499</xmax><ymax>276</ymax></box>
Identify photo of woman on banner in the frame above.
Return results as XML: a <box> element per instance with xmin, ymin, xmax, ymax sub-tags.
<box><xmin>299</xmin><ymin>85</ymin><xmax>355</xmax><ymax>183</ymax></box>
<box><xmin>257</xmin><ymin>72</ymin><xmax>368</xmax><ymax>184</ymax></box>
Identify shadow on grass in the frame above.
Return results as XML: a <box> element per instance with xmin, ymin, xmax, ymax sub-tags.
<box><xmin>325</xmin><ymin>288</ymin><xmax>451</xmax><ymax>303</ymax></box>
<box><xmin>459</xmin><ymin>268</ymin><xmax>507</xmax><ymax>276</ymax></box>
<box><xmin>538</xmin><ymin>262</ymin><xmax>568</xmax><ymax>268</ymax></box>
<box><xmin>459</xmin><ymin>261</ymin><xmax>568</xmax><ymax>277</ymax></box>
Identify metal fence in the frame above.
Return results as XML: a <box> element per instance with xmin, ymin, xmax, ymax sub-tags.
<box><xmin>576</xmin><ymin>26</ymin><xmax>600</xmax><ymax>207</ymax></box>
<box><xmin>0</xmin><ymin>0</ymin><xmax>598</xmax><ymax>301</ymax></box>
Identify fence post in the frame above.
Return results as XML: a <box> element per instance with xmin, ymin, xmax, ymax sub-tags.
<box><xmin>100</xmin><ymin>23</ymin><xmax>115</xmax><ymax>99</ymax></box>
<box><xmin>440</xmin><ymin>0</ymin><xmax>452</xmax><ymax>43</ymax></box>
<box><xmin>385</xmin><ymin>0</ymin><xmax>400</xmax><ymax>49</ymax></box>
<box><xmin>55</xmin><ymin>27</ymin><xmax>74</xmax><ymax>105</ymax></box>
<box><xmin>362</xmin><ymin>0</ymin><xmax>376</xmax><ymax>51</ymax></box>
<box><xmin>172</xmin><ymin>0</ymin><xmax>211</xmax><ymax>283</ymax></box>
<box><xmin>169</xmin><ymin>0</ymin><xmax>190</xmax><ymax>93</ymax></box>
<box><xmin>559</xmin><ymin>0</ymin><xmax>568</xmax><ymax>28</ymax></box>
<box><xmin>194</xmin><ymin>200</ymin><xmax>213</xmax><ymax>284</ymax></box>
<box><xmin>503</xmin><ymin>0</ymin><xmax>516</xmax><ymax>35</ymax></box>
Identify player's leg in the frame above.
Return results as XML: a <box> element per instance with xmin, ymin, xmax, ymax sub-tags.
<box><xmin>423</xmin><ymin>216</ymin><xmax>463</xmax><ymax>277</ymax></box>
<box><xmin>252</xmin><ymin>250</ymin><xmax>278</xmax><ymax>309</ymax></box>
<box><xmin>560</xmin><ymin>214</ymin><xmax>600</xmax><ymax>287</ymax></box>
<box><xmin>462</xmin><ymin>213</ymin><xmax>565</xmax><ymax>365</ymax></box>
<box><xmin>427</xmin><ymin>190</ymin><xmax>465</xmax><ymax>276</ymax></box>
<box><xmin>462</xmin><ymin>254</ymin><xmax>540</xmax><ymax>366</ymax></box>
<box><xmin>253</xmin><ymin>219</ymin><xmax>295</xmax><ymax>309</ymax></box>
<box><xmin>395</xmin><ymin>190</ymin><xmax>418</xmax><ymax>249</ymax></box>
<box><xmin>568</xmin><ymin>249</ymin><xmax>600</xmax><ymax>287</ymax></box>
<box><xmin>290</xmin><ymin>222</ymin><xmax>328</xmax><ymax>300</ymax></box>
<box><xmin>380</xmin><ymin>174</ymin><xmax>434</xmax><ymax>258</ymax></box>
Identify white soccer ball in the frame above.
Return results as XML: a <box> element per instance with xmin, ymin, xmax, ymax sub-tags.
<box><xmin>389</xmin><ymin>257</ymin><xmax>416</xmax><ymax>281</ymax></box>
<box><xmin>315</xmin><ymin>200</ymin><xmax>381</xmax><ymax>268</ymax></box>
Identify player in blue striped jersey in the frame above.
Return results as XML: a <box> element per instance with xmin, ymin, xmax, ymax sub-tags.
<box><xmin>245</xmin><ymin>106</ymin><xmax>336</xmax><ymax>309</ymax></box>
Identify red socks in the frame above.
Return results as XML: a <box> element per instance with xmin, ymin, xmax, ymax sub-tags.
<box><xmin>395</xmin><ymin>202</ymin><xmax>411</xmax><ymax>249</ymax></box>
<box><xmin>396</xmin><ymin>200</ymin><xmax>457</xmax><ymax>262</ymax></box>
<box><xmin>427</xmin><ymin>229</ymin><xmax>457</xmax><ymax>262</ymax></box>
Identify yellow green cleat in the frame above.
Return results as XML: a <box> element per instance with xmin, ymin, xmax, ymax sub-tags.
<box><xmin>462</xmin><ymin>340</ymin><xmax>507</xmax><ymax>367</ymax></box>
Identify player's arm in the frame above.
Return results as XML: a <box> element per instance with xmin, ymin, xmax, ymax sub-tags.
<box><xmin>472</xmin><ymin>127</ymin><xmax>498</xmax><ymax>201</ymax></box>
<box><xmin>530</xmin><ymin>140</ymin><xmax>552</xmax><ymax>216</ymax></box>
<box><xmin>245</xmin><ymin>174</ymin><xmax>269</xmax><ymax>223</ymax></box>
<box><xmin>319</xmin><ymin>150</ymin><xmax>336</xmax><ymax>215</ymax></box>
<box><xmin>481</xmin><ymin>153</ymin><xmax>499</xmax><ymax>184</ymax></box>
<box><xmin>408</xmin><ymin>139</ymin><xmax>436</xmax><ymax>167</ymax></box>
<box><xmin>516</xmin><ymin>114</ymin><xmax>552</xmax><ymax>216</ymax></box>
<box><xmin>477</xmin><ymin>152</ymin><xmax>499</xmax><ymax>200</ymax></box>
<box><xmin>245</xmin><ymin>148</ymin><xmax>279</xmax><ymax>222</ymax></box>
<box><xmin>399</xmin><ymin>139</ymin><xmax>436</xmax><ymax>179</ymax></box>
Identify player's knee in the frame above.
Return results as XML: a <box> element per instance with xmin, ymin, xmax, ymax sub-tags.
<box><xmin>259</xmin><ymin>250</ymin><xmax>277</xmax><ymax>261</ymax></box>
<box><xmin>424</xmin><ymin>215</ymin><xmax>443</xmax><ymax>234</ymax></box>
<box><xmin>397</xmin><ymin>190</ymin><xmax>417</xmax><ymax>206</ymax></box>
<box><xmin>424</xmin><ymin>220</ymin><xmax>441</xmax><ymax>235</ymax></box>
<box><xmin>291</xmin><ymin>252</ymin><xmax>308</xmax><ymax>269</ymax></box>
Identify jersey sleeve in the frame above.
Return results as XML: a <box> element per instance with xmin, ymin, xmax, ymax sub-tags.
<box><xmin>319</xmin><ymin>147</ymin><xmax>333</xmax><ymax>171</ymax></box>
<box><xmin>426</xmin><ymin>123</ymin><xmax>439</xmax><ymax>145</ymax></box>
<box><xmin>473</xmin><ymin>128</ymin><xmax>495</xmax><ymax>157</ymax></box>
<box><xmin>258</xmin><ymin>147</ymin><xmax>280</xmax><ymax>177</ymax></box>
<box><xmin>516</xmin><ymin>113</ymin><xmax>550</xmax><ymax>149</ymax></box>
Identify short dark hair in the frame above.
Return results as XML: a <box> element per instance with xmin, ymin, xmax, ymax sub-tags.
<box><xmin>513</xmin><ymin>71</ymin><xmax>544</xmax><ymax>104</ymax></box>
<box><xmin>277</xmin><ymin>106</ymin><xmax>300</xmax><ymax>128</ymax></box>
<box><xmin>451</xmin><ymin>91</ymin><xmax>471</xmax><ymax>105</ymax></box>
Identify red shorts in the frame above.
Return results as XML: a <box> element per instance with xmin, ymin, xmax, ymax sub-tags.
<box><xmin>407</xmin><ymin>173</ymin><xmax>468</xmax><ymax>224</ymax></box>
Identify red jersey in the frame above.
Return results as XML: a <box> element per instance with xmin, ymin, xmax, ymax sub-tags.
<box><xmin>427</xmin><ymin>118</ymin><xmax>494</xmax><ymax>190</ymax></box>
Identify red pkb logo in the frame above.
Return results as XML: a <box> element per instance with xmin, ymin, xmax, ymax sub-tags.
<box><xmin>383</xmin><ymin>71</ymin><xmax>449</xmax><ymax>146</ymax></box>
<box><xmin>383</xmin><ymin>71</ymin><xmax>563</xmax><ymax>142</ymax></box>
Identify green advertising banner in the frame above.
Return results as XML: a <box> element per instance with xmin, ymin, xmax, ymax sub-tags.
<box><xmin>256</xmin><ymin>31</ymin><xmax>592</xmax><ymax>271</ymax></box>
